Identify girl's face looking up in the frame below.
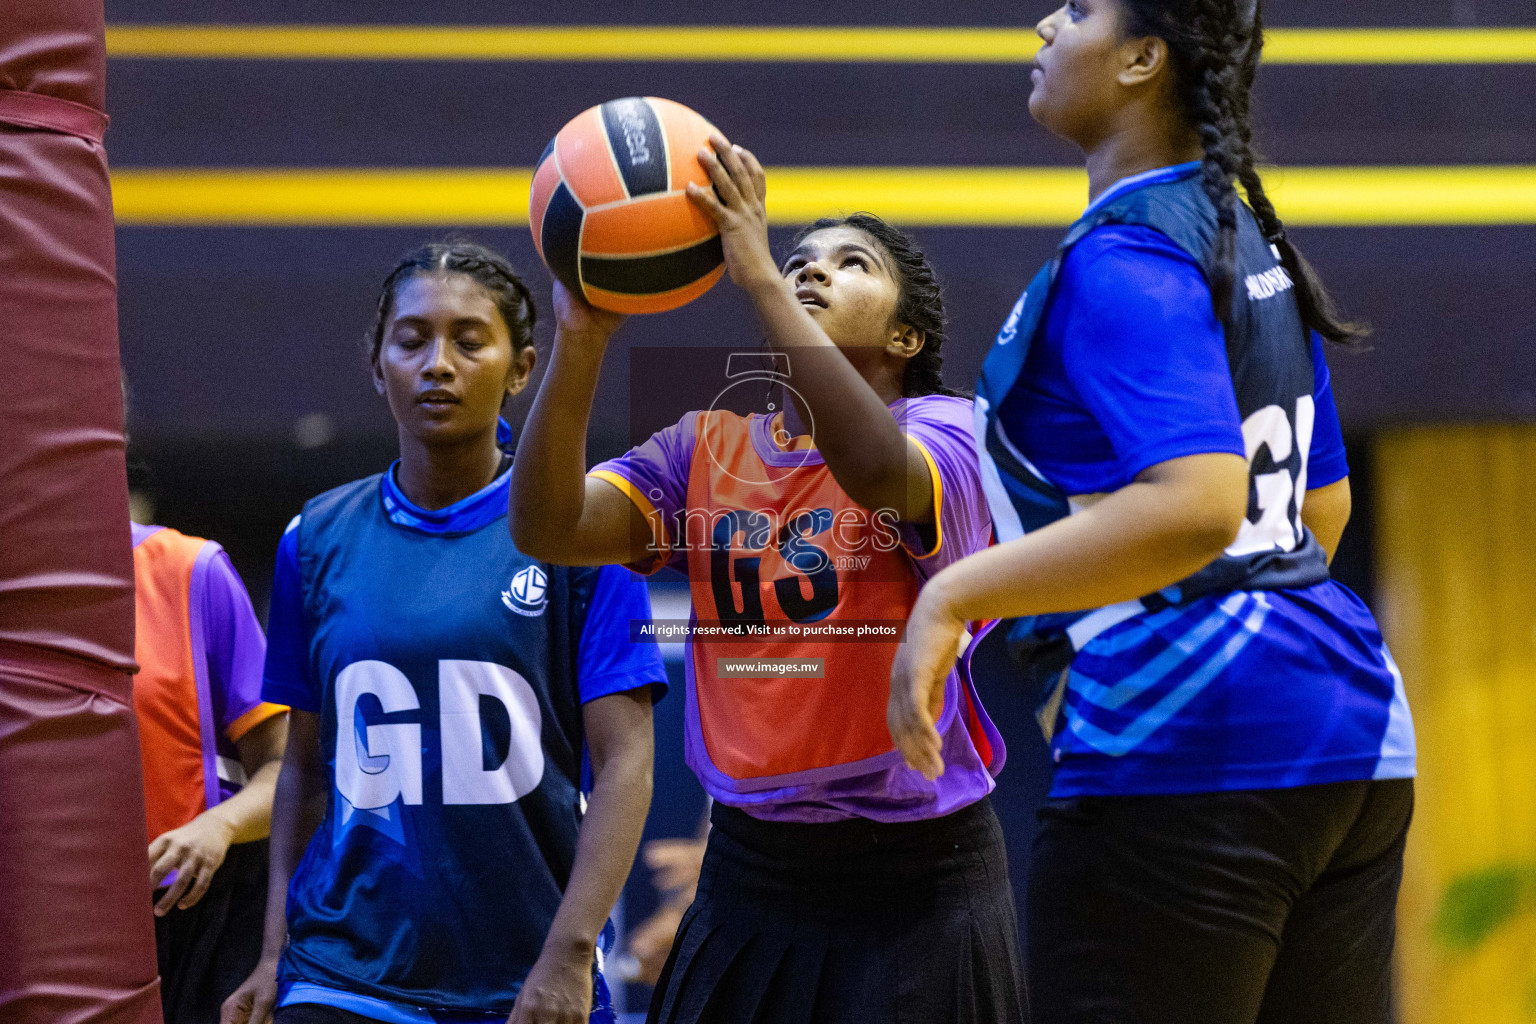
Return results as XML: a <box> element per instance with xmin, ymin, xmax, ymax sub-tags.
<box><xmin>1030</xmin><ymin>0</ymin><xmax>1142</xmax><ymax>147</ymax></box>
<box><xmin>780</xmin><ymin>227</ymin><xmax>909</xmax><ymax>352</ymax></box>
<box><xmin>372</xmin><ymin>272</ymin><xmax>534</xmax><ymax>448</ymax></box>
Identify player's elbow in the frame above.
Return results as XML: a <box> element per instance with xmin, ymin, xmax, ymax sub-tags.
<box><xmin>1183</xmin><ymin>466</ymin><xmax>1250</xmax><ymax>559</ymax></box>
<box><xmin>1141</xmin><ymin>452</ymin><xmax>1250</xmax><ymax>562</ymax></box>
<box><xmin>510</xmin><ymin>511</ymin><xmax>559</xmax><ymax>563</ymax></box>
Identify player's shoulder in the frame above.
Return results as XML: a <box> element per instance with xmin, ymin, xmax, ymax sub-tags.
<box><xmin>692</xmin><ymin>407</ymin><xmax>762</xmax><ymax>450</ymax></box>
<box><xmin>896</xmin><ymin>393</ymin><xmax>973</xmax><ymax>431</ymax></box>
<box><xmin>301</xmin><ymin>473</ymin><xmax>384</xmax><ymax>521</ymax></box>
<box><xmin>1069</xmin><ymin>222</ymin><xmax>1201</xmax><ymax>281</ymax></box>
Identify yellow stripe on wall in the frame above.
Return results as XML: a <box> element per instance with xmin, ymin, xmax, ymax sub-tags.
<box><xmin>109</xmin><ymin>165</ymin><xmax>1536</xmax><ymax>228</ymax></box>
<box><xmin>104</xmin><ymin>24</ymin><xmax>1536</xmax><ymax>65</ymax></box>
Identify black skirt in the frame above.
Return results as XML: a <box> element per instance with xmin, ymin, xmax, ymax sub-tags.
<box><xmin>648</xmin><ymin>797</ymin><xmax>1026</xmax><ymax>1024</ymax></box>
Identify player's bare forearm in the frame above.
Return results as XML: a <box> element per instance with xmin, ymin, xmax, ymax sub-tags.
<box><xmin>510</xmin><ymin>327</ymin><xmax>605</xmax><ymax>558</ymax></box>
<box><xmin>888</xmin><ymin>453</ymin><xmax>1249</xmax><ymax>779</ymax></box>
<box><xmin>200</xmin><ymin>761</ymin><xmax>280</xmax><ymax>846</ymax></box>
<box><xmin>688</xmin><ymin>134</ymin><xmax>933</xmax><ymax>521</ymax></box>
<box><xmin>932</xmin><ymin>452</ymin><xmax>1250</xmax><ymax>623</ymax></box>
<box><xmin>202</xmin><ymin>712</ymin><xmax>288</xmax><ymax>845</ymax></box>
<box><xmin>1301</xmin><ymin>477</ymin><xmax>1352</xmax><ymax>565</ymax></box>
<box><xmin>511</xmin><ymin>316</ymin><xmax>653</xmax><ymax>568</ymax></box>
<box><xmin>542</xmin><ymin>688</ymin><xmax>655</xmax><ymax>959</ymax></box>
<box><xmin>259</xmin><ymin>710</ymin><xmax>327</xmax><ymax>961</ymax></box>
<box><xmin>744</xmin><ymin>278</ymin><xmax>934</xmax><ymax>521</ymax></box>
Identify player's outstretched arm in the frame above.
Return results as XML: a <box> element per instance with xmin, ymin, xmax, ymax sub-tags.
<box><xmin>221</xmin><ymin>710</ymin><xmax>327</xmax><ymax>1024</ymax></box>
<box><xmin>686</xmin><ymin>133</ymin><xmax>935</xmax><ymax>523</ymax></box>
<box><xmin>889</xmin><ymin>452</ymin><xmax>1250</xmax><ymax>779</ymax></box>
<box><xmin>510</xmin><ymin>688</ymin><xmax>655</xmax><ymax>1024</ymax></box>
<box><xmin>510</xmin><ymin>284</ymin><xmax>655</xmax><ymax>567</ymax></box>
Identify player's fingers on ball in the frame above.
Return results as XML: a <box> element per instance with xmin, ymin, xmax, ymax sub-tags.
<box><xmin>720</xmin><ymin>143</ymin><xmax>752</xmax><ymax>193</ymax></box>
<box><xmin>738</xmin><ymin>147</ymin><xmax>768</xmax><ymax>201</ymax></box>
<box><xmin>696</xmin><ymin>146</ymin><xmax>743</xmax><ymax>208</ymax></box>
<box><xmin>684</xmin><ymin>182</ymin><xmax>726</xmax><ymax>220</ymax></box>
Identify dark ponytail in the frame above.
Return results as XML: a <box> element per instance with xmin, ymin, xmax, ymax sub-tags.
<box><xmin>1121</xmin><ymin>0</ymin><xmax>1367</xmax><ymax>344</ymax></box>
<box><xmin>792</xmin><ymin>213</ymin><xmax>968</xmax><ymax>398</ymax></box>
<box><xmin>368</xmin><ymin>241</ymin><xmax>538</xmax><ymax>363</ymax></box>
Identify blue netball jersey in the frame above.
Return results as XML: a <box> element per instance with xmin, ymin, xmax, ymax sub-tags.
<box><xmin>992</xmin><ymin>163</ymin><xmax>1415</xmax><ymax>798</ymax></box>
<box><xmin>261</xmin><ymin>464</ymin><xmax>665</xmax><ymax>1022</ymax></box>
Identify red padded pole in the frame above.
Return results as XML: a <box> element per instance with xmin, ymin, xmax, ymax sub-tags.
<box><xmin>0</xmin><ymin>2</ymin><xmax>163</xmax><ymax>1021</ymax></box>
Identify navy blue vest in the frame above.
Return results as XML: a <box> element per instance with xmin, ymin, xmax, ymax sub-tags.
<box><xmin>283</xmin><ymin>474</ymin><xmax>602</xmax><ymax>1011</ymax></box>
<box><xmin>975</xmin><ymin>168</ymin><xmax>1331</xmax><ymax>697</ymax></box>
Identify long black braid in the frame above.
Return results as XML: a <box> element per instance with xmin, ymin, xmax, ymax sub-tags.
<box><xmin>791</xmin><ymin>213</ymin><xmax>968</xmax><ymax>398</ymax></box>
<box><xmin>1121</xmin><ymin>0</ymin><xmax>1367</xmax><ymax>343</ymax></box>
<box><xmin>368</xmin><ymin>241</ymin><xmax>538</xmax><ymax>363</ymax></box>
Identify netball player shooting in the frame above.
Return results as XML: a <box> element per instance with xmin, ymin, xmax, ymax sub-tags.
<box><xmin>887</xmin><ymin>2</ymin><xmax>1416</xmax><ymax>1022</ymax></box>
<box><xmin>222</xmin><ymin>243</ymin><xmax>665</xmax><ymax>1024</ymax></box>
<box><xmin>510</xmin><ymin>137</ymin><xmax>1026</xmax><ymax>1022</ymax></box>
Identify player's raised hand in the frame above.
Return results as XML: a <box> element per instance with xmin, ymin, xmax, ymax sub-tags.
<box><xmin>687</xmin><ymin>132</ymin><xmax>778</xmax><ymax>293</ymax></box>
<box><xmin>888</xmin><ymin>583</ymin><xmax>967</xmax><ymax>781</ymax></box>
<box><xmin>551</xmin><ymin>279</ymin><xmax>627</xmax><ymax>350</ymax></box>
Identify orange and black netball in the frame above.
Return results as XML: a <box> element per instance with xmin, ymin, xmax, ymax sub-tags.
<box><xmin>530</xmin><ymin>97</ymin><xmax>726</xmax><ymax>315</ymax></box>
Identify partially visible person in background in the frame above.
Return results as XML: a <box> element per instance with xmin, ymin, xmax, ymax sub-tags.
<box><xmin>132</xmin><ymin>520</ymin><xmax>289</xmax><ymax>1024</ymax></box>
<box><xmin>619</xmin><ymin>818</ymin><xmax>709</xmax><ymax>987</ymax></box>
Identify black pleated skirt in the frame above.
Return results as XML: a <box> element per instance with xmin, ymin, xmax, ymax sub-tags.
<box><xmin>647</xmin><ymin>797</ymin><xmax>1027</xmax><ymax>1024</ymax></box>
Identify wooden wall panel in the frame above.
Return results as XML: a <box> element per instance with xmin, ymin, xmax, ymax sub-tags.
<box><xmin>1377</xmin><ymin>425</ymin><xmax>1536</xmax><ymax>1024</ymax></box>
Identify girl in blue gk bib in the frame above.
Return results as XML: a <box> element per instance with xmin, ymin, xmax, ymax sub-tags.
<box><xmin>887</xmin><ymin>3</ymin><xmax>1415</xmax><ymax>1022</ymax></box>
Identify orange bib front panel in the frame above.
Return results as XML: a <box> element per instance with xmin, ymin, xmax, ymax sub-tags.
<box><xmin>682</xmin><ymin>411</ymin><xmax>920</xmax><ymax>783</ymax></box>
<box><xmin>132</xmin><ymin>527</ymin><xmax>211</xmax><ymax>841</ymax></box>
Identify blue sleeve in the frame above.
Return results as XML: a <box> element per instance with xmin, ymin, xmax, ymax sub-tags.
<box><xmin>576</xmin><ymin>564</ymin><xmax>668</xmax><ymax>704</ymax></box>
<box><xmin>261</xmin><ymin>518</ymin><xmax>320</xmax><ymax>713</ymax></box>
<box><xmin>1306</xmin><ymin>331</ymin><xmax>1349</xmax><ymax>489</ymax></box>
<box><xmin>1054</xmin><ymin>226</ymin><xmax>1246</xmax><ymax>485</ymax></box>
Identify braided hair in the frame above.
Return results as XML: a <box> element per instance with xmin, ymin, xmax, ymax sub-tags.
<box><xmin>1120</xmin><ymin>0</ymin><xmax>1366</xmax><ymax>343</ymax></box>
<box><xmin>792</xmin><ymin>213</ymin><xmax>968</xmax><ymax>398</ymax></box>
<box><xmin>368</xmin><ymin>241</ymin><xmax>538</xmax><ymax>363</ymax></box>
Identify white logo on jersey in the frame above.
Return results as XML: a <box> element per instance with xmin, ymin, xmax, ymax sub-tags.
<box><xmin>334</xmin><ymin>660</ymin><xmax>545</xmax><ymax>810</ymax></box>
<box><xmin>502</xmin><ymin>565</ymin><xmax>548</xmax><ymax>617</ymax></box>
<box><xmin>996</xmin><ymin>292</ymin><xmax>1027</xmax><ymax>347</ymax></box>
<box><xmin>1245</xmin><ymin>265</ymin><xmax>1295</xmax><ymax>302</ymax></box>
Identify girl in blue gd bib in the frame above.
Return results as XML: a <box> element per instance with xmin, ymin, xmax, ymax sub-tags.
<box><xmin>887</xmin><ymin>2</ymin><xmax>1415</xmax><ymax>1022</ymax></box>
<box><xmin>223</xmin><ymin>243</ymin><xmax>666</xmax><ymax>1024</ymax></box>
